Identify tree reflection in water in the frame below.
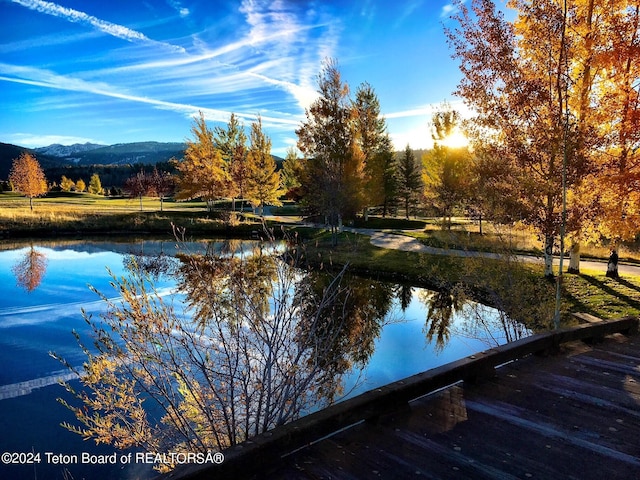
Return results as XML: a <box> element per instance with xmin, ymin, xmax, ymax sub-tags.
<box><xmin>55</xmin><ymin>236</ymin><xmax>393</xmax><ymax>470</ymax></box>
<box><xmin>420</xmin><ymin>286</ymin><xmax>466</xmax><ymax>353</ymax></box>
<box><xmin>396</xmin><ymin>283</ymin><xmax>414</xmax><ymax>312</ymax></box>
<box><xmin>12</xmin><ymin>245</ymin><xmax>47</xmax><ymax>292</ymax></box>
<box><xmin>419</xmin><ymin>282</ymin><xmax>530</xmax><ymax>353</ymax></box>
<box><xmin>295</xmin><ymin>271</ymin><xmax>396</xmax><ymax>400</ymax></box>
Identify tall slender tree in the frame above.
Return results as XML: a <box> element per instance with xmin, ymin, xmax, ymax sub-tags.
<box><xmin>352</xmin><ymin>82</ymin><xmax>397</xmax><ymax>218</ymax></box>
<box><xmin>397</xmin><ymin>145</ymin><xmax>423</xmax><ymax>219</ymax></box>
<box><xmin>378</xmin><ymin>143</ymin><xmax>398</xmax><ymax>217</ymax></box>
<box><xmin>565</xmin><ymin>0</ymin><xmax>599</xmax><ymax>273</ymax></box>
<box><xmin>245</xmin><ymin>116</ymin><xmax>282</xmax><ymax>216</ymax></box>
<box><xmin>88</xmin><ymin>173</ymin><xmax>103</xmax><ymax>195</ymax></box>
<box><xmin>296</xmin><ymin>59</ymin><xmax>365</xmax><ymax>245</ymax></box>
<box><xmin>214</xmin><ymin>113</ymin><xmax>247</xmax><ymax>211</ymax></box>
<box><xmin>281</xmin><ymin>147</ymin><xmax>303</xmax><ymax>199</ymax></box>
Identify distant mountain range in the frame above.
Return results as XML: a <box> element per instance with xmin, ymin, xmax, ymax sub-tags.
<box><xmin>34</xmin><ymin>142</ymin><xmax>107</xmax><ymax>158</ymax></box>
<box><xmin>34</xmin><ymin>141</ymin><xmax>187</xmax><ymax>166</ymax></box>
<box><xmin>0</xmin><ymin>141</ymin><xmax>187</xmax><ymax>180</ymax></box>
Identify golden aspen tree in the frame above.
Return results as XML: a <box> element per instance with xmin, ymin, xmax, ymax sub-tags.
<box><xmin>88</xmin><ymin>173</ymin><xmax>102</xmax><ymax>195</ymax></box>
<box><xmin>176</xmin><ymin>112</ymin><xmax>231</xmax><ymax>211</ymax></box>
<box><xmin>9</xmin><ymin>152</ymin><xmax>47</xmax><ymax>210</ymax></box>
<box><xmin>59</xmin><ymin>175</ymin><xmax>75</xmax><ymax>192</ymax></box>
<box><xmin>582</xmin><ymin>0</ymin><xmax>640</xmax><ymax>276</ymax></box>
<box><xmin>446</xmin><ymin>0</ymin><xmax>597</xmax><ymax>277</ymax></box>
<box><xmin>244</xmin><ymin>116</ymin><xmax>282</xmax><ymax>216</ymax></box>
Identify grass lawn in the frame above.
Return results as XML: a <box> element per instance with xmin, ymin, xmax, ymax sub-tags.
<box><xmin>0</xmin><ymin>191</ymin><xmax>209</xmax><ymax>212</ymax></box>
<box><xmin>404</xmin><ymin>228</ymin><xmax>542</xmax><ymax>255</ymax></box>
<box><xmin>0</xmin><ymin>192</ymin><xmax>266</xmax><ymax>237</ymax></box>
<box><xmin>563</xmin><ymin>270</ymin><xmax>640</xmax><ymax>320</ymax></box>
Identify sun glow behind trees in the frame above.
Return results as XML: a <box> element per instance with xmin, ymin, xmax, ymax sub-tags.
<box><xmin>441</xmin><ymin>128</ymin><xmax>469</xmax><ymax>149</ymax></box>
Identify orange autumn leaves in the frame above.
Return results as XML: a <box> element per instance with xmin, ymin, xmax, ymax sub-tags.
<box><xmin>9</xmin><ymin>152</ymin><xmax>47</xmax><ymax>210</ymax></box>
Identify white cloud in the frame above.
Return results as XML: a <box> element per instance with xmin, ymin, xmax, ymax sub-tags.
<box><xmin>1</xmin><ymin>62</ymin><xmax>304</xmax><ymax>126</ymax></box>
<box><xmin>167</xmin><ymin>0</ymin><xmax>189</xmax><ymax>18</ymax></box>
<box><xmin>385</xmin><ymin>100</ymin><xmax>472</xmax><ymax>120</ymax></box>
<box><xmin>0</xmin><ymin>30</ymin><xmax>101</xmax><ymax>54</ymax></box>
<box><xmin>6</xmin><ymin>0</ymin><xmax>343</xmax><ymax>147</ymax></box>
<box><xmin>246</xmin><ymin>70</ymin><xmax>319</xmax><ymax>111</ymax></box>
<box><xmin>77</xmin><ymin>4</ymin><xmax>330</xmax><ymax>114</ymax></box>
<box><xmin>237</xmin><ymin>0</ymin><xmax>337</xmax><ymax>111</ymax></box>
<box><xmin>385</xmin><ymin>105</ymin><xmax>438</xmax><ymax>120</ymax></box>
<box><xmin>96</xmin><ymin>24</ymin><xmax>318</xmax><ymax>76</ymax></box>
<box><xmin>11</xmin><ymin>0</ymin><xmax>185</xmax><ymax>53</ymax></box>
<box><xmin>240</xmin><ymin>0</ymin><xmax>302</xmax><ymax>46</ymax></box>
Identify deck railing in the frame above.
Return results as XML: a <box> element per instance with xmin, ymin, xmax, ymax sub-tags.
<box><xmin>162</xmin><ymin>316</ymin><xmax>638</xmax><ymax>480</ymax></box>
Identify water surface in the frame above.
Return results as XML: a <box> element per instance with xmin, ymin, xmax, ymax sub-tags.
<box><xmin>0</xmin><ymin>239</ymin><xmax>525</xmax><ymax>479</ymax></box>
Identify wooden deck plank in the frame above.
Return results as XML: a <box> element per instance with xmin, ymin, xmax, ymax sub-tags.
<box><xmin>384</xmin><ymin>386</ymin><xmax>636</xmax><ymax>480</ymax></box>
<box><xmin>259</xmin><ymin>334</ymin><xmax>640</xmax><ymax>480</ymax></box>
<box><xmin>386</xmin><ymin>401</ymin><xmax>568</xmax><ymax>479</ymax></box>
<box><xmin>460</xmin><ymin>387</ymin><xmax>640</xmax><ymax>472</ymax></box>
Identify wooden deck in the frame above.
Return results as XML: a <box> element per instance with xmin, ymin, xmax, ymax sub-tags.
<box><xmin>265</xmin><ymin>334</ymin><xmax>640</xmax><ymax>479</ymax></box>
<box><xmin>165</xmin><ymin>318</ymin><xmax>639</xmax><ymax>480</ymax></box>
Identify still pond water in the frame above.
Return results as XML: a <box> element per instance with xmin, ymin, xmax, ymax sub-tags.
<box><xmin>0</xmin><ymin>239</ymin><xmax>527</xmax><ymax>479</ymax></box>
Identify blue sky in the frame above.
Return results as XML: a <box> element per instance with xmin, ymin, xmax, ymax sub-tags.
<box><xmin>1</xmin><ymin>0</ymin><xmax>471</xmax><ymax>156</ymax></box>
